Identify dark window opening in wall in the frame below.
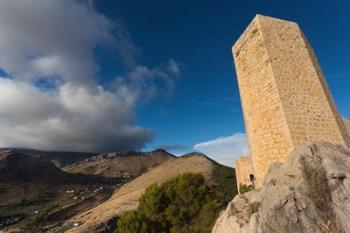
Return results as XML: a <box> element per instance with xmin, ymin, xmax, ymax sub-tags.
<box><xmin>249</xmin><ymin>174</ymin><xmax>255</xmax><ymax>182</ymax></box>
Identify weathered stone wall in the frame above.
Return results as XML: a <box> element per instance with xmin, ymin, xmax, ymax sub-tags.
<box><xmin>343</xmin><ymin>117</ymin><xmax>350</xmax><ymax>135</ymax></box>
<box><xmin>232</xmin><ymin>16</ymin><xmax>293</xmax><ymax>188</ymax></box>
<box><xmin>235</xmin><ymin>156</ymin><xmax>254</xmax><ymax>190</ymax></box>
<box><xmin>232</xmin><ymin>15</ymin><xmax>350</xmax><ymax>188</ymax></box>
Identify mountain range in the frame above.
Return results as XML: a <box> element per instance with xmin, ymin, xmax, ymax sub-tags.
<box><xmin>0</xmin><ymin>148</ymin><xmax>236</xmax><ymax>232</ymax></box>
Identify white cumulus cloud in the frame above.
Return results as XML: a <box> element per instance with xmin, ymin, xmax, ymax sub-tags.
<box><xmin>0</xmin><ymin>0</ymin><xmax>180</xmax><ymax>152</ymax></box>
<box><xmin>193</xmin><ymin>133</ymin><xmax>249</xmax><ymax>167</ymax></box>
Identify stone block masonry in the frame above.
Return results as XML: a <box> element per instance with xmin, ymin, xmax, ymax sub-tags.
<box><xmin>343</xmin><ymin>117</ymin><xmax>350</xmax><ymax>136</ymax></box>
<box><xmin>232</xmin><ymin>15</ymin><xmax>350</xmax><ymax>188</ymax></box>
<box><xmin>235</xmin><ymin>156</ymin><xmax>254</xmax><ymax>191</ymax></box>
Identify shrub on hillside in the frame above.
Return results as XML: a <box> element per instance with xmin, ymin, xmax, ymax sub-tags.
<box><xmin>212</xmin><ymin>165</ymin><xmax>238</xmax><ymax>204</ymax></box>
<box><xmin>116</xmin><ymin>173</ymin><xmax>225</xmax><ymax>233</ymax></box>
<box><xmin>239</xmin><ymin>183</ymin><xmax>254</xmax><ymax>194</ymax></box>
<box><xmin>247</xmin><ymin>201</ymin><xmax>259</xmax><ymax>217</ymax></box>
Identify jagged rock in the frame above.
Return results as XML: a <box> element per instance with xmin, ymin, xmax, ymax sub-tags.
<box><xmin>212</xmin><ymin>142</ymin><xmax>350</xmax><ymax>233</ymax></box>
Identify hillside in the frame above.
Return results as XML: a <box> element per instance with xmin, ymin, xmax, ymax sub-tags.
<box><xmin>62</xmin><ymin>153</ymin><xmax>236</xmax><ymax>233</ymax></box>
<box><xmin>64</xmin><ymin>149</ymin><xmax>175</xmax><ymax>179</ymax></box>
<box><xmin>0</xmin><ymin>150</ymin><xmax>73</xmax><ymax>184</ymax></box>
<box><xmin>0</xmin><ymin>150</ymin><xmax>118</xmax><ymax>185</ymax></box>
<box><xmin>0</xmin><ymin>149</ymin><xmax>236</xmax><ymax>232</ymax></box>
<box><xmin>0</xmin><ymin>151</ymin><xmax>119</xmax><ymax>230</ymax></box>
<box><xmin>0</xmin><ymin>148</ymin><xmax>97</xmax><ymax>167</ymax></box>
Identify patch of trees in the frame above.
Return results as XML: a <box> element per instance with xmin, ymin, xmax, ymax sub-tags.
<box><xmin>116</xmin><ymin>173</ymin><xmax>227</xmax><ymax>233</ymax></box>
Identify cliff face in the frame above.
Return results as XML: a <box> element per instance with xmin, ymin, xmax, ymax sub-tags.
<box><xmin>212</xmin><ymin>142</ymin><xmax>350</xmax><ymax>233</ymax></box>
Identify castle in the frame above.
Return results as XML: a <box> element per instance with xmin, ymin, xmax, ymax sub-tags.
<box><xmin>232</xmin><ymin>15</ymin><xmax>350</xmax><ymax>189</ymax></box>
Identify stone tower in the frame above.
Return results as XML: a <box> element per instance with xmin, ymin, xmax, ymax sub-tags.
<box><xmin>233</xmin><ymin>15</ymin><xmax>350</xmax><ymax>188</ymax></box>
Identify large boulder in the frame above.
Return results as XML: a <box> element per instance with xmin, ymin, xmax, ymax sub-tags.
<box><xmin>212</xmin><ymin>142</ymin><xmax>350</xmax><ymax>233</ymax></box>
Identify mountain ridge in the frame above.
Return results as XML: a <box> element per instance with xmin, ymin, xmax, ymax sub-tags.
<box><xmin>63</xmin><ymin>149</ymin><xmax>176</xmax><ymax>180</ymax></box>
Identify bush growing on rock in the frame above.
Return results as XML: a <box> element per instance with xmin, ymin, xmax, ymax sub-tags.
<box><xmin>239</xmin><ymin>183</ymin><xmax>254</xmax><ymax>194</ymax></box>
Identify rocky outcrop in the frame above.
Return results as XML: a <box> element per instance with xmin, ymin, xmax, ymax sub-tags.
<box><xmin>212</xmin><ymin>142</ymin><xmax>350</xmax><ymax>233</ymax></box>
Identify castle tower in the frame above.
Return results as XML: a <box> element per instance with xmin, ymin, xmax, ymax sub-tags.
<box><xmin>233</xmin><ymin>15</ymin><xmax>350</xmax><ymax>188</ymax></box>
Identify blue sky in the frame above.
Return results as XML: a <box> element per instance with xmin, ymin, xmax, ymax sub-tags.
<box><xmin>93</xmin><ymin>0</ymin><xmax>350</xmax><ymax>162</ymax></box>
<box><xmin>0</xmin><ymin>0</ymin><xmax>349</xmax><ymax>166</ymax></box>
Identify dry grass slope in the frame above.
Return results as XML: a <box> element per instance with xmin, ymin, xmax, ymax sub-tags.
<box><xmin>64</xmin><ymin>150</ymin><xmax>173</xmax><ymax>179</ymax></box>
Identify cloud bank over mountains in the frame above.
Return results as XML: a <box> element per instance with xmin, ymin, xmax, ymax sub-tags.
<box><xmin>0</xmin><ymin>0</ymin><xmax>180</xmax><ymax>152</ymax></box>
<box><xmin>194</xmin><ymin>133</ymin><xmax>248</xmax><ymax>167</ymax></box>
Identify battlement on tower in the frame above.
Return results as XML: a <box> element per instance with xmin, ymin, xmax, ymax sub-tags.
<box><xmin>233</xmin><ymin>15</ymin><xmax>350</xmax><ymax>188</ymax></box>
